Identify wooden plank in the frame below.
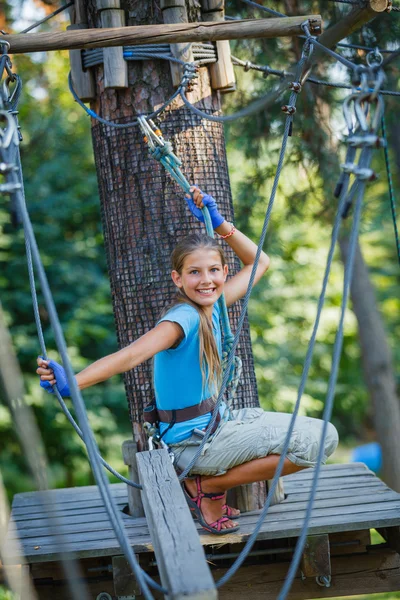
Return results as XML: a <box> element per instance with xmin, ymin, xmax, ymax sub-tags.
<box><xmin>215</xmin><ymin>547</ymin><xmax>400</xmax><ymax>600</ymax></box>
<box><xmin>10</xmin><ymin>485</ymin><xmax>391</xmax><ymax>532</ymax></box>
<box><xmin>4</xmin><ymin>16</ymin><xmax>322</xmax><ymax>54</ymax></box>
<box><xmin>284</xmin><ymin>466</ymin><xmax>373</xmax><ymax>480</ymax></box>
<box><xmin>11</xmin><ymin>484</ymin><xmax>127</xmax><ymax>506</ymax></box>
<box><xmin>7</xmin><ymin>499</ymin><xmax>400</xmax><ymax>565</ymax></box>
<box><xmin>9</xmin><ymin>494</ymin><xmax>400</xmax><ymax>558</ymax></box>
<box><xmin>161</xmin><ymin>0</ymin><xmax>194</xmax><ymax>87</ymax></box>
<box><xmin>9</xmin><ymin>490</ymin><xmax>400</xmax><ymax>541</ymax></box>
<box><xmin>137</xmin><ymin>449</ymin><xmax>217</xmax><ymax>600</ymax></box>
<box><xmin>100</xmin><ymin>7</ymin><xmax>129</xmax><ymax>88</ymax></box>
<box><xmin>202</xmin><ymin>3</ymin><xmax>235</xmax><ymax>92</ymax></box>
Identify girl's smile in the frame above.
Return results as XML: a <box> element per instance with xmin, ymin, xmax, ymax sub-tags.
<box><xmin>171</xmin><ymin>249</ymin><xmax>228</xmax><ymax>315</ymax></box>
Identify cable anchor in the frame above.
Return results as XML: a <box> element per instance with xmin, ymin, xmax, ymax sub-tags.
<box><xmin>281</xmin><ymin>105</ymin><xmax>296</xmax><ymax>115</ymax></box>
<box><xmin>289</xmin><ymin>81</ymin><xmax>302</xmax><ymax>93</ymax></box>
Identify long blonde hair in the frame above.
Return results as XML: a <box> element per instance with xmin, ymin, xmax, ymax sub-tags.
<box><xmin>168</xmin><ymin>233</ymin><xmax>226</xmax><ymax>394</ymax></box>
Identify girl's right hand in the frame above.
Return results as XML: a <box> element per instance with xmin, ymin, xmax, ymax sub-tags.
<box><xmin>184</xmin><ymin>186</ymin><xmax>225</xmax><ymax>229</ymax></box>
<box><xmin>36</xmin><ymin>357</ymin><xmax>71</xmax><ymax>397</ymax></box>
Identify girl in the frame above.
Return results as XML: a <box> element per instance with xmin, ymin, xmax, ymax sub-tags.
<box><xmin>37</xmin><ymin>187</ymin><xmax>339</xmax><ymax>535</ymax></box>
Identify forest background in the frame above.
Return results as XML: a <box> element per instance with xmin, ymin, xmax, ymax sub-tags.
<box><xmin>0</xmin><ymin>0</ymin><xmax>399</xmax><ymax>597</ymax></box>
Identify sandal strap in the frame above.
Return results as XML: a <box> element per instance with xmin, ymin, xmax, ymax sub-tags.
<box><xmin>208</xmin><ymin>516</ymin><xmax>230</xmax><ymax>532</ymax></box>
<box><xmin>195</xmin><ymin>476</ymin><xmax>225</xmax><ymax>501</ymax></box>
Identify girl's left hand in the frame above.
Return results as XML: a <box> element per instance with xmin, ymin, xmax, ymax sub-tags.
<box><xmin>184</xmin><ymin>186</ymin><xmax>225</xmax><ymax>229</ymax></box>
<box><xmin>36</xmin><ymin>357</ymin><xmax>72</xmax><ymax>397</ymax></box>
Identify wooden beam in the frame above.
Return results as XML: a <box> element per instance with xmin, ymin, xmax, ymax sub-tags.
<box><xmin>215</xmin><ymin>547</ymin><xmax>400</xmax><ymax>600</ymax></box>
<box><xmin>136</xmin><ymin>449</ymin><xmax>217</xmax><ymax>600</ymax></box>
<box><xmin>4</xmin><ymin>16</ymin><xmax>322</xmax><ymax>54</ymax></box>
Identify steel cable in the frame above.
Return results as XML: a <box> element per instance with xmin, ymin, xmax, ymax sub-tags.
<box><xmin>381</xmin><ymin>113</ymin><xmax>400</xmax><ymax>266</ymax></box>
<box><xmin>177</xmin><ymin>43</ymin><xmax>312</xmax><ymax>481</ymax></box>
<box><xmin>2</xmin><ymin>132</ymin><xmax>160</xmax><ymax>600</ymax></box>
<box><xmin>215</xmin><ymin>138</ymin><xmax>355</xmax><ymax>590</ymax></box>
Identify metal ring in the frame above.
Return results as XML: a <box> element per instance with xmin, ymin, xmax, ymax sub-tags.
<box><xmin>367</xmin><ymin>49</ymin><xmax>383</xmax><ymax>67</ymax></box>
<box><xmin>0</xmin><ymin>40</ymin><xmax>10</xmax><ymax>53</ymax></box>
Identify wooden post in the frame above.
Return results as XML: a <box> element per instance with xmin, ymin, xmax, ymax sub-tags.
<box><xmin>122</xmin><ymin>440</ymin><xmax>145</xmax><ymax>518</ymax></box>
<box><xmin>137</xmin><ymin>449</ymin><xmax>217</xmax><ymax>599</ymax></box>
<box><xmin>96</xmin><ymin>0</ymin><xmax>128</xmax><ymax>89</ymax></box>
<box><xmin>201</xmin><ymin>0</ymin><xmax>235</xmax><ymax>92</ymax></box>
<box><xmin>67</xmin><ymin>0</ymin><xmax>96</xmax><ymax>102</ymax></box>
<box><xmin>3</xmin><ymin>16</ymin><xmax>323</xmax><ymax>54</ymax></box>
<box><xmin>161</xmin><ymin>0</ymin><xmax>194</xmax><ymax>87</ymax></box>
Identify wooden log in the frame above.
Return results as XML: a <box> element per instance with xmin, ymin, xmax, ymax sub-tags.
<box><xmin>201</xmin><ymin>0</ymin><xmax>235</xmax><ymax>92</ymax></box>
<box><xmin>99</xmin><ymin>7</ymin><xmax>129</xmax><ymax>89</ymax></box>
<box><xmin>4</xmin><ymin>16</ymin><xmax>322</xmax><ymax>54</ymax></box>
<box><xmin>121</xmin><ymin>440</ymin><xmax>145</xmax><ymax>518</ymax></box>
<box><xmin>215</xmin><ymin>547</ymin><xmax>400</xmax><ymax>600</ymax></box>
<box><xmin>161</xmin><ymin>0</ymin><xmax>193</xmax><ymax>87</ymax></box>
<box><xmin>68</xmin><ymin>1</ymin><xmax>96</xmax><ymax>103</ymax></box>
<box><xmin>136</xmin><ymin>449</ymin><xmax>217</xmax><ymax>600</ymax></box>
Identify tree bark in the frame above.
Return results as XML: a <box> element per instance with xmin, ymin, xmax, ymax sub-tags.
<box><xmin>84</xmin><ymin>0</ymin><xmax>259</xmax><ymax>430</ymax></box>
<box><xmin>339</xmin><ymin>237</ymin><xmax>400</xmax><ymax>492</ymax></box>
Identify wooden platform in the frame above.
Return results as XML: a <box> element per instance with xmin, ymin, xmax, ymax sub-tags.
<box><xmin>3</xmin><ymin>462</ymin><xmax>400</xmax><ymax>599</ymax></box>
<box><xmin>4</xmin><ymin>462</ymin><xmax>400</xmax><ymax>564</ymax></box>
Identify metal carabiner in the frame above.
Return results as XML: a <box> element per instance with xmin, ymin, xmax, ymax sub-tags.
<box><xmin>0</xmin><ymin>109</ymin><xmax>19</xmax><ymax>150</ymax></box>
<box><xmin>354</xmin><ymin>94</ymin><xmax>371</xmax><ymax>132</ymax></box>
<box><xmin>342</xmin><ymin>94</ymin><xmax>359</xmax><ymax>133</ymax></box>
<box><xmin>366</xmin><ymin>48</ymin><xmax>383</xmax><ymax>68</ymax></box>
<box><xmin>370</xmin><ymin>93</ymin><xmax>385</xmax><ymax>133</ymax></box>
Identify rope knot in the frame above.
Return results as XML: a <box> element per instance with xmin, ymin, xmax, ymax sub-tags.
<box><xmin>244</xmin><ymin>61</ymin><xmax>252</xmax><ymax>72</ymax></box>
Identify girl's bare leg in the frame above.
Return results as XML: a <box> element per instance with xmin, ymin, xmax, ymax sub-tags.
<box><xmin>184</xmin><ymin>454</ymin><xmax>306</xmax><ymax>530</ymax></box>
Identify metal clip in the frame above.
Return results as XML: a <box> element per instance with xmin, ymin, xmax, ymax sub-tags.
<box><xmin>281</xmin><ymin>105</ymin><xmax>296</xmax><ymax>115</ymax></box>
<box><xmin>0</xmin><ymin>110</ymin><xmax>19</xmax><ymax>149</ymax></box>
<box><xmin>289</xmin><ymin>81</ymin><xmax>302</xmax><ymax>93</ymax></box>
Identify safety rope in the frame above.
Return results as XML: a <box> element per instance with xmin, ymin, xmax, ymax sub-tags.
<box><xmin>0</xmin><ymin>45</ymin><xmax>166</xmax><ymax>599</ymax></box>
<box><xmin>218</xmin><ymin>54</ymin><xmax>386</xmax><ymax>596</ymax></box>
<box><xmin>19</xmin><ymin>1</ymin><xmax>74</xmax><ymax>34</ymax></box>
<box><xmin>381</xmin><ymin>113</ymin><xmax>400</xmax><ymax>266</ymax></box>
<box><xmin>137</xmin><ymin>116</ymin><xmax>242</xmax><ymax>402</ymax></box>
<box><xmin>177</xmin><ymin>36</ymin><xmax>314</xmax><ymax>485</ymax></box>
<box><xmin>231</xmin><ymin>54</ymin><xmax>400</xmax><ymax>96</ymax></box>
<box><xmin>82</xmin><ymin>43</ymin><xmax>217</xmax><ymax>69</ymax></box>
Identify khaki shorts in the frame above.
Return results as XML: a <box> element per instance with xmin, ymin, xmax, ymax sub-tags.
<box><xmin>170</xmin><ymin>407</ymin><xmax>339</xmax><ymax>477</ymax></box>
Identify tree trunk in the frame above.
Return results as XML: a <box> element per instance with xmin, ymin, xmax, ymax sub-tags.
<box><xmin>339</xmin><ymin>236</ymin><xmax>400</xmax><ymax>492</ymax></box>
<box><xmin>84</xmin><ymin>1</ymin><xmax>259</xmax><ymax>430</ymax></box>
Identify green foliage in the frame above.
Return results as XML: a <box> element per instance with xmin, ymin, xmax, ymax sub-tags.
<box><xmin>0</xmin><ymin>51</ymin><xmax>131</xmax><ymax>499</ymax></box>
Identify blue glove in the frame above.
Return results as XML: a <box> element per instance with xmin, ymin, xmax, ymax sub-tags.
<box><xmin>185</xmin><ymin>190</ymin><xmax>225</xmax><ymax>229</ymax></box>
<box><xmin>39</xmin><ymin>359</ymin><xmax>72</xmax><ymax>397</ymax></box>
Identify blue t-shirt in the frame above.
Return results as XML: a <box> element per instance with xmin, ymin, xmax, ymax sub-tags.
<box><xmin>154</xmin><ymin>302</ymin><xmax>227</xmax><ymax>444</ymax></box>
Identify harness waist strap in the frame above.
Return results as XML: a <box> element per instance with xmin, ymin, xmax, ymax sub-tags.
<box><xmin>158</xmin><ymin>396</ymin><xmax>217</xmax><ymax>424</ymax></box>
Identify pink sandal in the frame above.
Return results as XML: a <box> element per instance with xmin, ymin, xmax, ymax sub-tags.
<box><xmin>182</xmin><ymin>476</ymin><xmax>240</xmax><ymax>536</ymax></box>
